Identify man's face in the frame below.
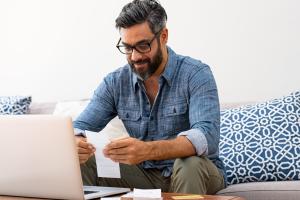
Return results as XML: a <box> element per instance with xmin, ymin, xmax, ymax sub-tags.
<box><xmin>119</xmin><ymin>23</ymin><xmax>163</xmax><ymax>80</ymax></box>
<box><xmin>128</xmin><ymin>40</ymin><xmax>163</xmax><ymax>81</ymax></box>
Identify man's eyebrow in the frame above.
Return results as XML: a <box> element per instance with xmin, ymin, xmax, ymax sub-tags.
<box><xmin>122</xmin><ymin>39</ymin><xmax>150</xmax><ymax>46</ymax></box>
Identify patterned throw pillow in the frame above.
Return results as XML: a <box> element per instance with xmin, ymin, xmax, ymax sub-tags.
<box><xmin>0</xmin><ymin>96</ymin><xmax>32</xmax><ymax>114</ymax></box>
<box><xmin>220</xmin><ymin>91</ymin><xmax>300</xmax><ymax>185</ymax></box>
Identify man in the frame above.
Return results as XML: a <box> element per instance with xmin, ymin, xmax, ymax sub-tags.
<box><xmin>74</xmin><ymin>0</ymin><xmax>226</xmax><ymax>194</ymax></box>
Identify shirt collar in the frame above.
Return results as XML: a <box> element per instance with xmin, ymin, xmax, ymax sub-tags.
<box><xmin>161</xmin><ymin>46</ymin><xmax>177</xmax><ymax>87</ymax></box>
<box><xmin>132</xmin><ymin>46</ymin><xmax>177</xmax><ymax>92</ymax></box>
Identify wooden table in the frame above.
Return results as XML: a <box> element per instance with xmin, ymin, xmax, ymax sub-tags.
<box><xmin>0</xmin><ymin>193</ymin><xmax>245</xmax><ymax>200</ymax></box>
<box><xmin>122</xmin><ymin>193</ymin><xmax>245</xmax><ymax>200</ymax></box>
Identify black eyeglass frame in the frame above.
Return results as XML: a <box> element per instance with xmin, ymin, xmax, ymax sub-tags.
<box><xmin>116</xmin><ymin>29</ymin><xmax>162</xmax><ymax>55</ymax></box>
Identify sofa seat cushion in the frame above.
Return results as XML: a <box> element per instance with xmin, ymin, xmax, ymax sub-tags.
<box><xmin>0</xmin><ymin>96</ymin><xmax>31</xmax><ymax>114</ymax></box>
<box><xmin>220</xmin><ymin>91</ymin><xmax>300</xmax><ymax>185</ymax></box>
<box><xmin>52</xmin><ymin>100</ymin><xmax>90</xmax><ymax>119</ymax></box>
<box><xmin>28</xmin><ymin>102</ymin><xmax>57</xmax><ymax>114</ymax></box>
<box><xmin>217</xmin><ymin>180</ymin><xmax>300</xmax><ymax>200</ymax></box>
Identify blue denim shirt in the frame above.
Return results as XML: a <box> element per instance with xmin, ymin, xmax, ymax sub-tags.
<box><xmin>73</xmin><ymin>47</ymin><xmax>226</xmax><ymax>180</ymax></box>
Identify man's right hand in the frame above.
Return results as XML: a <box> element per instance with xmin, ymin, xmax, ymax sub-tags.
<box><xmin>75</xmin><ymin>136</ymin><xmax>96</xmax><ymax>164</ymax></box>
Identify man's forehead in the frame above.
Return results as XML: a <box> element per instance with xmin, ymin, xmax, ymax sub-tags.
<box><xmin>119</xmin><ymin>23</ymin><xmax>153</xmax><ymax>44</ymax></box>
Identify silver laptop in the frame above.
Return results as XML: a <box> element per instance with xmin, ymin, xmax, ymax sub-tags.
<box><xmin>0</xmin><ymin>115</ymin><xmax>130</xmax><ymax>200</ymax></box>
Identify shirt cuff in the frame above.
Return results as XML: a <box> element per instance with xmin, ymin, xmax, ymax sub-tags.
<box><xmin>178</xmin><ymin>128</ymin><xmax>208</xmax><ymax>156</ymax></box>
<box><xmin>74</xmin><ymin>128</ymin><xmax>86</xmax><ymax>137</ymax></box>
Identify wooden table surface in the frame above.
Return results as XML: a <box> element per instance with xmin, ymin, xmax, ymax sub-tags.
<box><xmin>121</xmin><ymin>192</ymin><xmax>245</xmax><ymax>200</ymax></box>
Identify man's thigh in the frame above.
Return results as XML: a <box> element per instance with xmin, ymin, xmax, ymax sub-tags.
<box><xmin>81</xmin><ymin>156</ymin><xmax>170</xmax><ymax>192</ymax></box>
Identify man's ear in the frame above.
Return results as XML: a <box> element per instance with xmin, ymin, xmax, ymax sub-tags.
<box><xmin>160</xmin><ymin>27</ymin><xmax>168</xmax><ymax>44</ymax></box>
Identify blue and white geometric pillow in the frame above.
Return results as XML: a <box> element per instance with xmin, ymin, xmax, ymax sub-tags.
<box><xmin>219</xmin><ymin>91</ymin><xmax>300</xmax><ymax>185</ymax></box>
<box><xmin>0</xmin><ymin>96</ymin><xmax>32</xmax><ymax>115</ymax></box>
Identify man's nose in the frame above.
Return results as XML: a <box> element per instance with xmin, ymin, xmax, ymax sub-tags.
<box><xmin>130</xmin><ymin>49</ymin><xmax>143</xmax><ymax>61</ymax></box>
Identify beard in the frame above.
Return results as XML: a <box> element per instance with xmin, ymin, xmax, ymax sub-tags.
<box><xmin>128</xmin><ymin>43</ymin><xmax>163</xmax><ymax>81</ymax></box>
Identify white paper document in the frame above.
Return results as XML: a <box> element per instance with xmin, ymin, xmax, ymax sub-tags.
<box><xmin>85</xmin><ymin>130</ymin><xmax>121</xmax><ymax>178</ymax></box>
<box><xmin>101</xmin><ymin>197</ymin><xmax>121</xmax><ymax>200</ymax></box>
<box><xmin>133</xmin><ymin>188</ymin><xmax>162</xmax><ymax>199</ymax></box>
<box><xmin>103</xmin><ymin>117</ymin><xmax>129</xmax><ymax>140</ymax></box>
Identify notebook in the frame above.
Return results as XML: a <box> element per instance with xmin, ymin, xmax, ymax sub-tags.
<box><xmin>0</xmin><ymin>115</ymin><xmax>130</xmax><ymax>200</ymax></box>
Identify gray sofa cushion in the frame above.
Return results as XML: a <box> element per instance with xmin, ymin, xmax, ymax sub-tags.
<box><xmin>217</xmin><ymin>180</ymin><xmax>300</xmax><ymax>200</ymax></box>
<box><xmin>28</xmin><ymin>102</ymin><xmax>56</xmax><ymax>114</ymax></box>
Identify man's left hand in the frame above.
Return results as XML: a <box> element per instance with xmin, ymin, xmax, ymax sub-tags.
<box><xmin>103</xmin><ymin>137</ymin><xmax>150</xmax><ymax>165</ymax></box>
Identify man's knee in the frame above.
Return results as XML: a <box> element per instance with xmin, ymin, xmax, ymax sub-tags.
<box><xmin>171</xmin><ymin>156</ymin><xmax>224</xmax><ymax>194</ymax></box>
<box><xmin>173</xmin><ymin>156</ymin><xmax>209</xmax><ymax>182</ymax></box>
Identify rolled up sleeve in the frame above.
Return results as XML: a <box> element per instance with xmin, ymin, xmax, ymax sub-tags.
<box><xmin>178</xmin><ymin>128</ymin><xmax>208</xmax><ymax>156</ymax></box>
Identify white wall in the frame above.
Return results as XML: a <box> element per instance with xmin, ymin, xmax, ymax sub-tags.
<box><xmin>0</xmin><ymin>0</ymin><xmax>299</xmax><ymax>103</ymax></box>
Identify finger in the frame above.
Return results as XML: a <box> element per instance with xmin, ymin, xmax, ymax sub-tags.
<box><xmin>79</xmin><ymin>158</ymin><xmax>89</xmax><ymax>164</ymax></box>
<box><xmin>75</xmin><ymin>136</ymin><xmax>93</xmax><ymax>148</ymax></box>
<box><xmin>106</xmin><ymin>138</ymin><xmax>131</xmax><ymax>149</ymax></box>
<box><xmin>109</xmin><ymin>147</ymin><xmax>128</xmax><ymax>155</ymax></box>
<box><xmin>103</xmin><ymin>148</ymin><xmax>109</xmax><ymax>157</ymax></box>
<box><xmin>109</xmin><ymin>154</ymin><xmax>127</xmax><ymax>160</ymax></box>
<box><xmin>80</xmin><ymin>137</ymin><xmax>87</xmax><ymax>142</ymax></box>
<box><xmin>78</xmin><ymin>152</ymin><xmax>89</xmax><ymax>158</ymax></box>
<box><xmin>79</xmin><ymin>156</ymin><xmax>89</xmax><ymax>164</ymax></box>
<box><xmin>78</xmin><ymin>140</ymin><xmax>95</xmax><ymax>150</ymax></box>
<box><xmin>78</xmin><ymin>154</ymin><xmax>89</xmax><ymax>159</ymax></box>
<box><xmin>75</xmin><ymin>136</ymin><xmax>87</xmax><ymax>143</ymax></box>
<box><xmin>78</xmin><ymin>153</ymin><xmax>93</xmax><ymax>162</ymax></box>
<box><xmin>111</xmin><ymin>158</ymin><xmax>126</xmax><ymax>163</ymax></box>
<box><xmin>110</xmin><ymin>136</ymin><xmax>130</xmax><ymax>141</ymax></box>
<box><xmin>78</xmin><ymin>147</ymin><xmax>94</xmax><ymax>154</ymax></box>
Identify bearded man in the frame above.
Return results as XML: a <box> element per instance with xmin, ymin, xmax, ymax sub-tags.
<box><xmin>73</xmin><ymin>0</ymin><xmax>226</xmax><ymax>194</ymax></box>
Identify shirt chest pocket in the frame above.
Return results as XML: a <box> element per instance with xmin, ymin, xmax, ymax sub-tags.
<box><xmin>118</xmin><ymin>109</ymin><xmax>141</xmax><ymax>137</ymax></box>
<box><xmin>163</xmin><ymin>103</ymin><xmax>188</xmax><ymax>117</ymax></box>
<box><xmin>161</xmin><ymin>102</ymin><xmax>190</xmax><ymax>135</ymax></box>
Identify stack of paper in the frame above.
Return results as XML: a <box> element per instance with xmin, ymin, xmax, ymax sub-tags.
<box><xmin>121</xmin><ymin>189</ymin><xmax>162</xmax><ymax>200</ymax></box>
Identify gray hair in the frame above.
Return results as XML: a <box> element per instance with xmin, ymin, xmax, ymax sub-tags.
<box><xmin>115</xmin><ymin>0</ymin><xmax>167</xmax><ymax>34</ymax></box>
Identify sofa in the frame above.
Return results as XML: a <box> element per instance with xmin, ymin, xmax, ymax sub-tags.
<box><xmin>18</xmin><ymin>91</ymin><xmax>300</xmax><ymax>200</ymax></box>
<box><xmin>216</xmin><ymin>91</ymin><xmax>300</xmax><ymax>200</ymax></box>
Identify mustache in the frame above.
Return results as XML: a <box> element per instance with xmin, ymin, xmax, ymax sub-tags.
<box><xmin>130</xmin><ymin>59</ymin><xmax>150</xmax><ymax>65</ymax></box>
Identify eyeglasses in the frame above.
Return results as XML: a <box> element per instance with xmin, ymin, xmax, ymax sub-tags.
<box><xmin>116</xmin><ymin>30</ymin><xmax>161</xmax><ymax>55</ymax></box>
